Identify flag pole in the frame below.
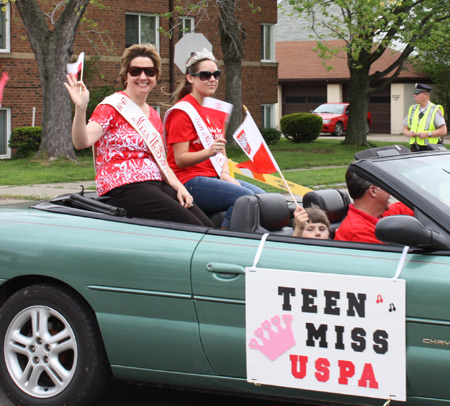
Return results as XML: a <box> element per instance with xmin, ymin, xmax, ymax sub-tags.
<box><xmin>242</xmin><ymin>105</ymin><xmax>300</xmax><ymax>207</ymax></box>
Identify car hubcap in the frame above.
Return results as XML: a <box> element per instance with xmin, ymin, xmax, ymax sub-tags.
<box><xmin>4</xmin><ymin>306</ymin><xmax>78</xmax><ymax>398</ymax></box>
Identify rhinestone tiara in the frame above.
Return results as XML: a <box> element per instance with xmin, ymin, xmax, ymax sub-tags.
<box><xmin>186</xmin><ymin>48</ymin><xmax>215</xmax><ymax>69</ymax></box>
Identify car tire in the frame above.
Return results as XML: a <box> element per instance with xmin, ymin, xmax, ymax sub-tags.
<box><xmin>0</xmin><ymin>283</ymin><xmax>110</xmax><ymax>406</ymax></box>
<box><xmin>333</xmin><ymin>122</ymin><xmax>344</xmax><ymax>136</ymax></box>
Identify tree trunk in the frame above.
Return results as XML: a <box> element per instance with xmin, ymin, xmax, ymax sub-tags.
<box><xmin>217</xmin><ymin>0</ymin><xmax>246</xmax><ymax>142</ymax></box>
<box><xmin>15</xmin><ymin>0</ymin><xmax>91</xmax><ymax>160</ymax></box>
<box><xmin>344</xmin><ymin>64</ymin><xmax>371</xmax><ymax>146</ymax></box>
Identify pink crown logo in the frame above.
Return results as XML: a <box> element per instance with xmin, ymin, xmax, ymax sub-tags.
<box><xmin>248</xmin><ymin>314</ymin><xmax>295</xmax><ymax>361</ymax></box>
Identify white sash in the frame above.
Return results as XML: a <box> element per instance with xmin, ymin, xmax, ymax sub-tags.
<box><xmin>164</xmin><ymin>101</ymin><xmax>226</xmax><ymax>176</ymax></box>
<box><xmin>101</xmin><ymin>93</ymin><xmax>169</xmax><ymax>179</ymax></box>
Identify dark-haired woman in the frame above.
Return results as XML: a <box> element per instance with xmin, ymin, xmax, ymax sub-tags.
<box><xmin>164</xmin><ymin>49</ymin><xmax>264</xmax><ymax>229</ymax></box>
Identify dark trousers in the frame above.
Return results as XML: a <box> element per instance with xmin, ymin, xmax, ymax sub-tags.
<box><xmin>107</xmin><ymin>181</ymin><xmax>213</xmax><ymax>227</ymax></box>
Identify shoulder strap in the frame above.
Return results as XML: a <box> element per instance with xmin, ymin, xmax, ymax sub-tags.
<box><xmin>164</xmin><ymin>102</ymin><xmax>226</xmax><ymax>176</ymax></box>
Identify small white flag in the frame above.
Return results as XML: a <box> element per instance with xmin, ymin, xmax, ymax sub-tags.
<box><xmin>66</xmin><ymin>52</ymin><xmax>85</xmax><ymax>78</ymax></box>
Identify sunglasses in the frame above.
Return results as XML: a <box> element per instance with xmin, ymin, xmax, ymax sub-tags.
<box><xmin>189</xmin><ymin>70</ymin><xmax>221</xmax><ymax>81</ymax></box>
<box><xmin>128</xmin><ymin>66</ymin><xmax>157</xmax><ymax>77</ymax></box>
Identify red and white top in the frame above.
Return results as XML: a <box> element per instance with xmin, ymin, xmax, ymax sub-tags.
<box><xmin>90</xmin><ymin>91</ymin><xmax>163</xmax><ymax>195</ymax></box>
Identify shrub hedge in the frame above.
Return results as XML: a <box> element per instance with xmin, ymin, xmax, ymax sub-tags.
<box><xmin>280</xmin><ymin>113</ymin><xmax>323</xmax><ymax>143</ymax></box>
<box><xmin>9</xmin><ymin>126</ymin><xmax>42</xmax><ymax>158</ymax></box>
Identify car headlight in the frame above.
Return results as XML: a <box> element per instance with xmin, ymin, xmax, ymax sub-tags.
<box><xmin>323</xmin><ymin>120</ymin><xmax>331</xmax><ymax>124</ymax></box>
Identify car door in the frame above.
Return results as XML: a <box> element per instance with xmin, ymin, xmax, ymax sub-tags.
<box><xmin>1</xmin><ymin>210</ymin><xmax>214</xmax><ymax>376</ymax></box>
<box><xmin>191</xmin><ymin>231</ymin><xmax>450</xmax><ymax>403</ymax></box>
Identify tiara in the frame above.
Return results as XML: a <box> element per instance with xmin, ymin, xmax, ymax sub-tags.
<box><xmin>186</xmin><ymin>48</ymin><xmax>215</xmax><ymax>69</ymax></box>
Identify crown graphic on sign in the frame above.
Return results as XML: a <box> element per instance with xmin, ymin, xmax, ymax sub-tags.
<box><xmin>248</xmin><ymin>314</ymin><xmax>295</xmax><ymax>361</ymax></box>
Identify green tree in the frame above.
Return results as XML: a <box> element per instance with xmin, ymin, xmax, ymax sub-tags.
<box><xmin>284</xmin><ymin>0</ymin><xmax>450</xmax><ymax>146</ymax></box>
<box><xmin>6</xmin><ymin>0</ymin><xmax>93</xmax><ymax>160</ymax></box>
<box><xmin>413</xmin><ymin>23</ymin><xmax>450</xmax><ymax>120</ymax></box>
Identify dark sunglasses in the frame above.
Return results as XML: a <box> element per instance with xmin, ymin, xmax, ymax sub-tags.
<box><xmin>128</xmin><ymin>66</ymin><xmax>157</xmax><ymax>77</ymax></box>
<box><xmin>189</xmin><ymin>70</ymin><xmax>221</xmax><ymax>81</ymax></box>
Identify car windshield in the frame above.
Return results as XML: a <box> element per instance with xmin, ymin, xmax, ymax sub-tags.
<box><xmin>374</xmin><ymin>154</ymin><xmax>450</xmax><ymax>208</ymax></box>
<box><xmin>314</xmin><ymin>104</ymin><xmax>345</xmax><ymax>114</ymax></box>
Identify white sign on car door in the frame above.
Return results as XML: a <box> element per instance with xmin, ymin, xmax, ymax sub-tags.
<box><xmin>246</xmin><ymin>268</ymin><xmax>406</xmax><ymax>402</ymax></box>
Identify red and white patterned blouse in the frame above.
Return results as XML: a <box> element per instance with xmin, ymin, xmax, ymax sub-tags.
<box><xmin>89</xmin><ymin>92</ymin><xmax>163</xmax><ymax>196</ymax></box>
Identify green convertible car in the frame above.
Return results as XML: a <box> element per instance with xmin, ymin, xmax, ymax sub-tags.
<box><xmin>1</xmin><ymin>146</ymin><xmax>450</xmax><ymax>406</ymax></box>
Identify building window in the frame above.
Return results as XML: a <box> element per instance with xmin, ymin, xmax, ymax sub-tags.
<box><xmin>261</xmin><ymin>104</ymin><xmax>274</xmax><ymax>128</ymax></box>
<box><xmin>261</xmin><ymin>24</ymin><xmax>274</xmax><ymax>62</ymax></box>
<box><xmin>125</xmin><ymin>14</ymin><xmax>159</xmax><ymax>49</ymax></box>
<box><xmin>150</xmin><ymin>105</ymin><xmax>160</xmax><ymax>115</ymax></box>
<box><xmin>0</xmin><ymin>1</ymin><xmax>11</xmax><ymax>52</ymax></box>
<box><xmin>179</xmin><ymin>17</ymin><xmax>194</xmax><ymax>38</ymax></box>
<box><xmin>0</xmin><ymin>108</ymin><xmax>11</xmax><ymax>159</ymax></box>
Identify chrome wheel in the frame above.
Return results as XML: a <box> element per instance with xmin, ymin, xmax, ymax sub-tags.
<box><xmin>4</xmin><ymin>305</ymin><xmax>77</xmax><ymax>398</ymax></box>
<box><xmin>0</xmin><ymin>284</ymin><xmax>110</xmax><ymax>406</ymax></box>
<box><xmin>333</xmin><ymin>122</ymin><xmax>344</xmax><ymax>136</ymax></box>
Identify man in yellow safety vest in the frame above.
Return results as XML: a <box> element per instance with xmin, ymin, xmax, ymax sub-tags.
<box><xmin>403</xmin><ymin>83</ymin><xmax>447</xmax><ymax>152</ymax></box>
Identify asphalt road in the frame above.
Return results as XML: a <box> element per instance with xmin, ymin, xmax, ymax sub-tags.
<box><xmin>0</xmin><ymin>379</ymin><xmax>318</xmax><ymax>406</ymax></box>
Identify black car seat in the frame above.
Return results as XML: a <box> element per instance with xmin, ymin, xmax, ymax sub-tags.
<box><xmin>230</xmin><ymin>193</ymin><xmax>293</xmax><ymax>235</ymax></box>
<box><xmin>302</xmin><ymin>189</ymin><xmax>351</xmax><ymax>236</ymax></box>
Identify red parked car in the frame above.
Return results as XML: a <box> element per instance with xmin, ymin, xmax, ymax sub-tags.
<box><xmin>312</xmin><ymin>103</ymin><xmax>372</xmax><ymax>136</ymax></box>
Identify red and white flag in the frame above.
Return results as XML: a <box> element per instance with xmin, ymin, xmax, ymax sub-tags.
<box><xmin>233</xmin><ymin>110</ymin><xmax>279</xmax><ymax>174</ymax></box>
<box><xmin>0</xmin><ymin>71</ymin><xmax>9</xmax><ymax>106</ymax></box>
<box><xmin>66</xmin><ymin>52</ymin><xmax>85</xmax><ymax>78</ymax></box>
<box><xmin>203</xmin><ymin>97</ymin><xmax>233</xmax><ymax>124</ymax></box>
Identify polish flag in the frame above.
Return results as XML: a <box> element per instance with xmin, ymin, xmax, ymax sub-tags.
<box><xmin>203</xmin><ymin>97</ymin><xmax>233</xmax><ymax>124</ymax></box>
<box><xmin>66</xmin><ymin>52</ymin><xmax>85</xmax><ymax>79</ymax></box>
<box><xmin>0</xmin><ymin>72</ymin><xmax>9</xmax><ymax>106</ymax></box>
<box><xmin>233</xmin><ymin>110</ymin><xmax>279</xmax><ymax>174</ymax></box>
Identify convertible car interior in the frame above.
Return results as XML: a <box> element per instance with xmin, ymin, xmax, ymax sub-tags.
<box><xmin>37</xmin><ymin>187</ymin><xmax>351</xmax><ymax>237</ymax></box>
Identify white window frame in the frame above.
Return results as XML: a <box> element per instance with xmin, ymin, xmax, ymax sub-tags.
<box><xmin>125</xmin><ymin>13</ymin><xmax>160</xmax><ymax>50</ymax></box>
<box><xmin>0</xmin><ymin>107</ymin><xmax>11</xmax><ymax>159</ymax></box>
<box><xmin>0</xmin><ymin>1</ymin><xmax>11</xmax><ymax>53</ymax></box>
<box><xmin>179</xmin><ymin>16</ymin><xmax>195</xmax><ymax>38</ymax></box>
<box><xmin>261</xmin><ymin>23</ymin><xmax>274</xmax><ymax>62</ymax></box>
<box><xmin>261</xmin><ymin>104</ymin><xmax>275</xmax><ymax>129</ymax></box>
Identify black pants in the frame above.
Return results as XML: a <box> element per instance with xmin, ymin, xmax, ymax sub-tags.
<box><xmin>107</xmin><ymin>181</ymin><xmax>214</xmax><ymax>227</ymax></box>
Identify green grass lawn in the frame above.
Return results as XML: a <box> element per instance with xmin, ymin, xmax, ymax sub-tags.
<box><xmin>1</xmin><ymin>138</ymin><xmax>409</xmax><ymax>189</ymax></box>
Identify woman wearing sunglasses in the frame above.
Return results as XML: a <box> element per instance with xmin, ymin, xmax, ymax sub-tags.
<box><xmin>164</xmin><ymin>49</ymin><xmax>264</xmax><ymax>229</ymax></box>
<box><xmin>64</xmin><ymin>44</ymin><xmax>213</xmax><ymax>227</ymax></box>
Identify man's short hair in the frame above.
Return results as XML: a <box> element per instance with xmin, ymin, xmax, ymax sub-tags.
<box><xmin>345</xmin><ymin>169</ymin><xmax>372</xmax><ymax>200</ymax></box>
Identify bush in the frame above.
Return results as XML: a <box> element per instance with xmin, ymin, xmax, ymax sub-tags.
<box><xmin>260</xmin><ymin>127</ymin><xmax>282</xmax><ymax>145</ymax></box>
<box><xmin>280</xmin><ymin>113</ymin><xmax>323</xmax><ymax>143</ymax></box>
<box><xmin>9</xmin><ymin>126</ymin><xmax>42</xmax><ymax>158</ymax></box>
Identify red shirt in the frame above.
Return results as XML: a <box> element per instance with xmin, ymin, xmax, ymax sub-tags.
<box><xmin>89</xmin><ymin>91</ymin><xmax>163</xmax><ymax>195</ymax></box>
<box><xmin>334</xmin><ymin>202</ymin><xmax>414</xmax><ymax>244</ymax></box>
<box><xmin>165</xmin><ymin>94</ymin><xmax>224</xmax><ymax>184</ymax></box>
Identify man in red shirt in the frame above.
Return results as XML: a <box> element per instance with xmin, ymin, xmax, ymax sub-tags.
<box><xmin>334</xmin><ymin>169</ymin><xmax>414</xmax><ymax>243</ymax></box>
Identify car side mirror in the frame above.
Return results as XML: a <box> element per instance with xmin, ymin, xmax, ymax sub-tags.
<box><xmin>376</xmin><ymin>215</ymin><xmax>450</xmax><ymax>250</ymax></box>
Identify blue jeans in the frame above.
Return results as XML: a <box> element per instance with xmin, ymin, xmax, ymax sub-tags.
<box><xmin>184</xmin><ymin>176</ymin><xmax>265</xmax><ymax>228</ymax></box>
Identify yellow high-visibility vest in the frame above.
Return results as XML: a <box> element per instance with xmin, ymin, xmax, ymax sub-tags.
<box><xmin>407</xmin><ymin>103</ymin><xmax>444</xmax><ymax>146</ymax></box>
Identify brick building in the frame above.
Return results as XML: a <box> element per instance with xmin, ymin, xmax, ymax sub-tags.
<box><xmin>0</xmin><ymin>0</ymin><xmax>278</xmax><ymax>158</ymax></box>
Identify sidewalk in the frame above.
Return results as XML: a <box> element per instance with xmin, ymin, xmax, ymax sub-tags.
<box><xmin>0</xmin><ymin>181</ymin><xmax>96</xmax><ymax>206</ymax></box>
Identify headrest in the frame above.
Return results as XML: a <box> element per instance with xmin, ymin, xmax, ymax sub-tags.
<box><xmin>231</xmin><ymin>193</ymin><xmax>291</xmax><ymax>234</ymax></box>
<box><xmin>303</xmin><ymin>189</ymin><xmax>350</xmax><ymax>224</ymax></box>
